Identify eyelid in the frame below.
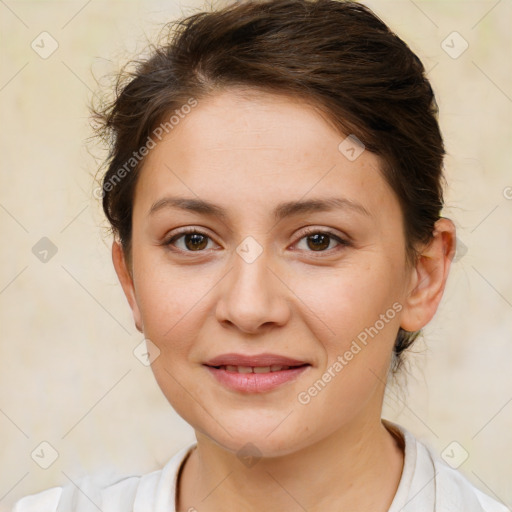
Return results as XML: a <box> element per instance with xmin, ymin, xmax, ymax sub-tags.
<box><xmin>291</xmin><ymin>226</ymin><xmax>351</xmax><ymax>252</ymax></box>
<box><xmin>295</xmin><ymin>225</ymin><xmax>349</xmax><ymax>242</ymax></box>
<box><xmin>163</xmin><ymin>226</ymin><xmax>219</xmax><ymax>248</ymax></box>
<box><xmin>163</xmin><ymin>225</ymin><xmax>351</xmax><ymax>255</ymax></box>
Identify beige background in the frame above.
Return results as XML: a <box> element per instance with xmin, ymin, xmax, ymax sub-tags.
<box><xmin>1</xmin><ymin>0</ymin><xmax>511</xmax><ymax>509</ymax></box>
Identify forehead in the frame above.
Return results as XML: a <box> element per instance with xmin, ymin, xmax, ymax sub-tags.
<box><xmin>152</xmin><ymin>89</ymin><xmax>345</xmax><ymax>171</ymax></box>
<box><xmin>134</xmin><ymin>88</ymin><xmax>397</xmax><ymax>223</ymax></box>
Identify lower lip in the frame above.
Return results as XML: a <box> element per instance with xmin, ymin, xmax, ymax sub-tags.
<box><xmin>204</xmin><ymin>365</ymin><xmax>310</xmax><ymax>393</ymax></box>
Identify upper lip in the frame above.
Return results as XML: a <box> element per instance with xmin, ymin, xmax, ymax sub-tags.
<box><xmin>204</xmin><ymin>353</ymin><xmax>310</xmax><ymax>367</ymax></box>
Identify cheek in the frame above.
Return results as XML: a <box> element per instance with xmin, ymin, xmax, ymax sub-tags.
<box><xmin>287</xmin><ymin>256</ymin><xmax>403</xmax><ymax>411</ymax></box>
<box><xmin>289</xmin><ymin>258</ymin><xmax>403</xmax><ymax>342</ymax></box>
<box><xmin>132</xmin><ymin>255</ymin><xmax>228</xmax><ymax>373</ymax></box>
<box><xmin>290</xmin><ymin>264</ymin><xmax>400</xmax><ymax>435</ymax></box>
<box><xmin>131</xmin><ymin>250</ymin><xmax>195</xmax><ymax>350</ymax></box>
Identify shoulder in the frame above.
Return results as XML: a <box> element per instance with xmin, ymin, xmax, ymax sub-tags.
<box><xmin>432</xmin><ymin>457</ymin><xmax>510</xmax><ymax>512</ymax></box>
<box><xmin>11</xmin><ymin>486</ymin><xmax>62</xmax><ymax>512</ymax></box>
<box><xmin>399</xmin><ymin>423</ymin><xmax>509</xmax><ymax>512</ymax></box>
<box><xmin>11</xmin><ymin>472</ymin><xmax>142</xmax><ymax>512</ymax></box>
<box><xmin>11</xmin><ymin>443</ymin><xmax>196</xmax><ymax>512</ymax></box>
<box><xmin>385</xmin><ymin>420</ymin><xmax>509</xmax><ymax>512</ymax></box>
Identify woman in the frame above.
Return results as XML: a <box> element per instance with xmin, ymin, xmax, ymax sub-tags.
<box><xmin>12</xmin><ymin>0</ymin><xmax>509</xmax><ymax>510</ymax></box>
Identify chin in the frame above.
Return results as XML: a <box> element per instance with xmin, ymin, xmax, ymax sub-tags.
<box><xmin>192</xmin><ymin>413</ymin><xmax>319</xmax><ymax>460</ymax></box>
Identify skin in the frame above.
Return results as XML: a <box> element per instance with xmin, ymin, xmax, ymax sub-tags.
<box><xmin>112</xmin><ymin>88</ymin><xmax>456</xmax><ymax>511</ymax></box>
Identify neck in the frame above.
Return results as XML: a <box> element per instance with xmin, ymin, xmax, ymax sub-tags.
<box><xmin>177</xmin><ymin>417</ymin><xmax>404</xmax><ymax>512</ymax></box>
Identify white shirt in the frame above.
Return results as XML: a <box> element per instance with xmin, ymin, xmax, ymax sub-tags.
<box><xmin>12</xmin><ymin>423</ymin><xmax>510</xmax><ymax>512</ymax></box>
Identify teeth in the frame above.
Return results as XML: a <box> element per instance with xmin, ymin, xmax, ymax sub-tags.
<box><xmin>221</xmin><ymin>365</ymin><xmax>291</xmax><ymax>373</ymax></box>
<box><xmin>253</xmin><ymin>366</ymin><xmax>271</xmax><ymax>373</ymax></box>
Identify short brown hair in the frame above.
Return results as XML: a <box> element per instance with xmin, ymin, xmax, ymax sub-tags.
<box><xmin>92</xmin><ymin>0</ymin><xmax>445</xmax><ymax>372</ymax></box>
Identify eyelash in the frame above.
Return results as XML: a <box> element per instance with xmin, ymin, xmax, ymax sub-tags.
<box><xmin>163</xmin><ymin>227</ymin><xmax>350</xmax><ymax>256</ymax></box>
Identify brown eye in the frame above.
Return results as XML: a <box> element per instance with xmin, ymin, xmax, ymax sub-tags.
<box><xmin>165</xmin><ymin>230</ymin><xmax>214</xmax><ymax>252</ymax></box>
<box><xmin>295</xmin><ymin>229</ymin><xmax>349</xmax><ymax>254</ymax></box>
<box><xmin>306</xmin><ymin>233</ymin><xmax>331</xmax><ymax>251</ymax></box>
<box><xmin>182</xmin><ymin>233</ymin><xmax>209</xmax><ymax>251</ymax></box>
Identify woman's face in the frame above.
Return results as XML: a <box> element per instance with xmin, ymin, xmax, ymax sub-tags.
<box><xmin>116</xmin><ymin>88</ymin><xmax>417</xmax><ymax>456</ymax></box>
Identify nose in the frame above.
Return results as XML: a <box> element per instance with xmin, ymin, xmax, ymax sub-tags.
<box><xmin>215</xmin><ymin>242</ymin><xmax>291</xmax><ymax>335</ymax></box>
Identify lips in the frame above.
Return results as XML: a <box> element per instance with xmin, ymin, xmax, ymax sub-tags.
<box><xmin>204</xmin><ymin>352</ymin><xmax>310</xmax><ymax>368</ymax></box>
<box><xmin>214</xmin><ymin>364</ymin><xmax>296</xmax><ymax>373</ymax></box>
<box><xmin>203</xmin><ymin>353</ymin><xmax>311</xmax><ymax>393</ymax></box>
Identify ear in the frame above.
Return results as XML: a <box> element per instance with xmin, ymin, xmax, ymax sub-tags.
<box><xmin>400</xmin><ymin>218</ymin><xmax>456</xmax><ymax>332</ymax></box>
<box><xmin>112</xmin><ymin>241</ymin><xmax>143</xmax><ymax>333</ymax></box>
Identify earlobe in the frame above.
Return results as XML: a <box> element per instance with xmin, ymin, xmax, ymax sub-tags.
<box><xmin>111</xmin><ymin>241</ymin><xmax>144</xmax><ymax>333</ymax></box>
<box><xmin>400</xmin><ymin>218</ymin><xmax>456</xmax><ymax>332</ymax></box>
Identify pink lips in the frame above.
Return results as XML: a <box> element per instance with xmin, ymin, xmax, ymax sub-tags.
<box><xmin>204</xmin><ymin>352</ymin><xmax>309</xmax><ymax>367</ymax></box>
<box><xmin>203</xmin><ymin>352</ymin><xmax>311</xmax><ymax>393</ymax></box>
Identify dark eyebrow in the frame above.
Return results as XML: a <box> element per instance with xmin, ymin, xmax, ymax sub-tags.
<box><xmin>148</xmin><ymin>196</ymin><xmax>371</xmax><ymax>221</ymax></box>
<box><xmin>274</xmin><ymin>197</ymin><xmax>370</xmax><ymax>219</ymax></box>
